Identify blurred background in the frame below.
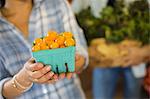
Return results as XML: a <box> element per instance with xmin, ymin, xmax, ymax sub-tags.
<box><xmin>68</xmin><ymin>0</ymin><xmax>150</xmax><ymax>99</ymax></box>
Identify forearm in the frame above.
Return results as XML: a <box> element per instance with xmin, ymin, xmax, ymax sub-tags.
<box><xmin>2</xmin><ymin>70</ymin><xmax>32</xmax><ymax>98</ymax></box>
<box><xmin>2</xmin><ymin>78</ymin><xmax>24</xmax><ymax>98</ymax></box>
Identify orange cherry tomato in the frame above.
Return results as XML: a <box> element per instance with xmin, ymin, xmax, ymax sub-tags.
<box><xmin>47</xmin><ymin>31</ymin><xmax>58</xmax><ymax>41</ymax></box>
<box><xmin>47</xmin><ymin>41</ymin><xmax>54</xmax><ymax>47</ymax></box>
<box><xmin>64</xmin><ymin>38</ymin><xmax>75</xmax><ymax>47</ymax></box>
<box><xmin>55</xmin><ymin>36</ymin><xmax>65</xmax><ymax>46</ymax></box>
<box><xmin>33</xmin><ymin>38</ymin><xmax>43</xmax><ymax>45</ymax></box>
<box><xmin>40</xmin><ymin>45</ymin><xmax>49</xmax><ymax>50</ymax></box>
<box><xmin>50</xmin><ymin>42</ymin><xmax>59</xmax><ymax>49</ymax></box>
<box><xmin>43</xmin><ymin>37</ymin><xmax>52</xmax><ymax>44</ymax></box>
<box><xmin>62</xmin><ymin>32</ymin><xmax>73</xmax><ymax>38</ymax></box>
<box><xmin>38</xmin><ymin>42</ymin><xmax>49</xmax><ymax>50</ymax></box>
<box><xmin>32</xmin><ymin>45</ymin><xmax>40</xmax><ymax>52</ymax></box>
<box><xmin>60</xmin><ymin>45</ymin><xmax>65</xmax><ymax>48</ymax></box>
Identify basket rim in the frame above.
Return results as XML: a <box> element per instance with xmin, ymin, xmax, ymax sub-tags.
<box><xmin>32</xmin><ymin>46</ymin><xmax>75</xmax><ymax>55</ymax></box>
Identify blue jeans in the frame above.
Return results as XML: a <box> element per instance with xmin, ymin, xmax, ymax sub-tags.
<box><xmin>93</xmin><ymin>67</ymin><xmax>143</xmax><ymax>99</ymax></box>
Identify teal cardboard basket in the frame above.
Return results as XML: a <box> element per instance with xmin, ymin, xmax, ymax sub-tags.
<box><xmin>32</xmin><ymin>46</ymin><xmax>75</xmax><ymax>73</ymax></box>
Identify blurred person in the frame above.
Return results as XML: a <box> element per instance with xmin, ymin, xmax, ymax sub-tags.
<box><xmin>92</xmin><ymin>0</ymin><xmax>149</xmax><ymax>99</ymax></box>
<box><xmin>93</xmin><ymin>48</ymin><xmax>147</xmax><ymax>99</ymax></box>
<box><xmin>0</xmin><ymin>0</ymin><xmax>88</xmax><ymax>99</ymax></box>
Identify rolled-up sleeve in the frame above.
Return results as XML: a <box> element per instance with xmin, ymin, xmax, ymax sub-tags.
<box><xmin>0</xmin><ymin>60</ymin><xmax>12</xmax><ymax>99</ymax></box>
<box><xmin>62</xmin><ymin>0</ymin><xmax>89</xmax><ymax>69</ymax></box>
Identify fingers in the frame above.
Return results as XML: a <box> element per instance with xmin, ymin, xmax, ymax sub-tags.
<box><xmin>53</xmin><ymin>74</ymin><xmax>59</xmax><ymax>80</ymax></box>
<box><xmin>59</xmin><ymin>73</ymin><xmax>66</xmax><ymax>79</ymax></box>
<box><xmin>122</xmin><ymin>61</ymin><xmax>131</xmax><ymax>67</ymax></box>
<box><xmin>24</xmin><ymin>58</ymin><xmax>74</xmax><ymax>84</ymax></box>
<box><xmin>29</xmin><ymin>66</ymin><xmax>51</xmax><ymax>79</ymax></box>
<box><xmin>75</xmin><ymin>54</ymin><xmax>80</xmax><ymax>61</ymax></box>
<box><xmin>26</xmin><ymin>63</ymin><xmax>44</xmax><ymax>72</ymax></box>
<box><xmin>121</xmin><ymin>57</ymin><xmax>131</xmax><ymax>67</ymax></box>
<box><xmin>46</xmin><ymin>79</ymin><xmax>57</xmax><ymax>84</ymax></box>
<box><xmin>75</xmin><ymin>55</ymin><xmax>85</xmax><ymax>72</ymax></box>
<box><xmin>66</xmin><ymin>72</ymin><xmax>73</xmax><ymax>80</ymax></box>
<box><xmin>24</xmin><ymin>58</ymin><xmax>36</xmax><ymax>66</ymax></box>
<box><xmin>51</xmin><ymin>72</ymin><xmax>73</xmax><ymax>81</ymax></box>
<box><xmin>29</xmin><ymin>71</ymin><xmax>73</xmax><ymax>84</ymax></box>
<box><xmin>75</xmin><ymin>56</ymin><xmax>85</xmax><ymax>67</ymax></box>
<box><xmin>57</xmin><ymin>72</ymin><xmax>73</xmax><ymax>80</ymax></box>
<box><xmin>28</xmin><ymin>58</ymin><xmax>36</xmax><ymax>64</ymax></box>
<box><xmin>33</xmin><ymin>71</ymin><xmax>55</xmax><ymax>84</ymax></box>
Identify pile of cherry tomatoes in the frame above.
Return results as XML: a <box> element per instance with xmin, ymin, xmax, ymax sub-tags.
<box><xmin>32</xmin><ymin>31</ymin><xmax>75</xmax><ymax>52</ymax></box>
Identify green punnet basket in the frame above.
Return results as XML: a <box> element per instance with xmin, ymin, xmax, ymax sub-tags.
<box><xmin>32</xmin><ymin>46</ymin><xmax>75</xmax><ymax>73</ymax></box>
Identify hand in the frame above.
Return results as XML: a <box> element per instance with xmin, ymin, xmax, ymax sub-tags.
<box><xmin>75</xmin><ymin>54</ymin><xmax>85</xmax><ymax>73</ymax></box>
<box><xmin>17</xmin><ymin>58</ymin><xmax>58</xmax><ymax>85</ymax></box>
<box><xmin>58</xmin><ymin>54</ymin><xmax>85</xmax><ymax>80</ymax></box>
<box><xmin>142</xmin><ymin>46</ymin><xmax>150</xmax><ymax>62</ymax></box>
<box><xmin>21</xmin><ymin>54</ymin><xmax>86</xmax><ymax>83</ymax></box>
<box><xmin>121</xmin><ymin>47</ymin><xmax>145</xmax><ymax>67</ymax></box>
<box><xmin>144</xmin><ymin>66</ymin><xmax>150</xmax><ymax>93</ymax></box>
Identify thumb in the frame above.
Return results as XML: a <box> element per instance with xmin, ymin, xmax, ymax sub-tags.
<box><xmin>75</xmin><ymin>54</ymin><xmax>80</xmax><ymax>61</ymax></box>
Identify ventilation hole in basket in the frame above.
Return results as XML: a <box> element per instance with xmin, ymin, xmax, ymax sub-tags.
<box><xmin>56</xmin><ymin>66</ymin><xmax>59</xmax><ymax>74</ymax></box>
<box><xmin>65</xmin><ymin>63</ymin><xmax>68</xmax><ymax>72</ymax></box>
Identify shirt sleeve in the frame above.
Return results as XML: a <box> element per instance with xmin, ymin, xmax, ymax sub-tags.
<box><xmin>62</xmin><ymin>0</ymin><xmax>89</xmax><ymax>69</ymax></box>
<box><xmin>0</xmin><ymin>58</ymin><xmax>12</xmax><ymax>99</ymax></box>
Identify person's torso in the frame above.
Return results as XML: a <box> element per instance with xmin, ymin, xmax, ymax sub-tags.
<box><xmin>0</xmin><ymin>0</ymin><xmax>84</xmax><ymax>98</ymax></box>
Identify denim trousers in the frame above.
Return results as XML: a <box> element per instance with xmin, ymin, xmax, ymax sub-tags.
<box><xmin>92</xmin><ymin>67</ymin><xmax>143</xmax><ymax>99</ymax></box>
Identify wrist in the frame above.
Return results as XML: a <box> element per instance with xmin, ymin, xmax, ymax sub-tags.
<box><xmin>12</xmin><ymin>75</ymin><xmax>33</xmax><ymax>92</ymax></box>
<box><xmin>16</xmin><ymin>69</ymin><xmax>33</xmax><ymax>86</ymax></box>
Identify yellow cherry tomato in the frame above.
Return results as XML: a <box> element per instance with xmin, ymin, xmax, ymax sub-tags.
<box><xmin>47</xmin><ymin>31</ymin><xmax>58</xmax><ymax>41</ymax></box>
<box><xmin>43</xmin><ymin>37</ymin><xmax>52</xmax><ymax>44</ymax></box>
<box><xmin>33</xmin><ymin>38</ymin><xmax>43</xmax><ymax>45</ymax></box>
<box><xmin>32</xmin><ymin>45</ymin><xmax>40</xmax><ymax>52</ymax></box>
<box><xmin>60</xmin><ymin>45</ymin><xmax>65</xmax><ymax>48</ymax></box>
<box><xmin>64</xmin><ymin>38</ymin><xmax>75</xmax><ymax>47</ymax></box>
<box><xmin>50</xmin><ymin>42</ymin><xmax>59</xmax><ymax>49</ymax></box>
<box><xmin>40</xmin><ymin>45</ymin><xmax>49</xmax><ymax>50</ymax></box>
<box><xmin>55</xmin><ymin>36</ymin><xmax>65</xmax><ymax>46</ymax></box>
<box><xmin>62</xmin><ymin>32</ymin><xmax>73</xmax><ymax>38</ymax></box>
